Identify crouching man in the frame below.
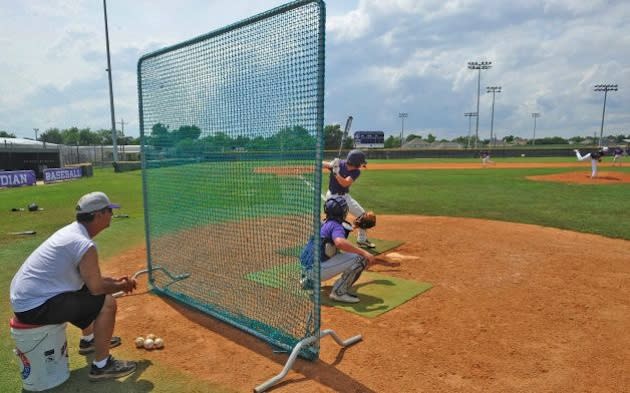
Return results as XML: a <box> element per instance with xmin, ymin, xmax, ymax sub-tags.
<box><xmin>300</xmin><ymin>196</ymin><xmax>375</xmax><ymax>303</ymax></box>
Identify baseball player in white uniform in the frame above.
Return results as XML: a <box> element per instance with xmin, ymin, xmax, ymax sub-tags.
<box><xmin>574</xmin><ymin>147</ymin><xmax>608</xmax><ymax>178</ymax></box>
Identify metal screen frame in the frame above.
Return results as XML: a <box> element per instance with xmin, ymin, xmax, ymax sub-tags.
<box><xmin>137</xmin><ymin>0</ymin><xmax>325</xmax><ymax>360</ymax></box>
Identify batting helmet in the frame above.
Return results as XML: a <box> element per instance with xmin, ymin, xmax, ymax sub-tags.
<box><xmin>324</xmin><ymin>196</ymin><xmax>348</xmax><ymax>221</ymax></box>
<box><xmin>346</xmin><ymin>149</ymin><xmax>367</xmax><ymax>167</ymax></box>
<box><xmin>27</xmin><ymin>203</ymin><xmax>39</xmax><ymax>212</ymax></box>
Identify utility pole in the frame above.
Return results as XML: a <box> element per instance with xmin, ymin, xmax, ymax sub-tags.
<box><xmin>594</xmin><ymin>84</ymin><xmax>618</xmax><ymax>147</ymax></box>
<box><xmin>531</xmin><ymin>113</ymin><xmax>540</xmax><ymax>145</ymax></box>
<box><xmin>398</xmin><ymin>112</ymin><xmax>408</xmax><ymax>148</ymax></box>
<box><xmin>486</xmin><ymin>86</ymin><xmax>501</xmax><ymax>147</ymax></box>
<box><xmin>103</xmin><ymin>0</ymin><xmax>118</xmax><ymax>162</ymax></box>
<box><xmin>117</xmin><ymin>118</ymin><xmax>126</xmax><ymax>136</ymax></box>
<box><xmin>464</xmin><ymin>112</ymin><xmax>477</xmax><ymax>149</ymax></box>
<box><xmin>118</xmin><ymin>118</ymin><xmax>127</xmax><ymax>155</ymax></box>
<box><xmin>468</xmin><ymin>61</ymin><xmax>492</xmax><ymax>149</ymax></box>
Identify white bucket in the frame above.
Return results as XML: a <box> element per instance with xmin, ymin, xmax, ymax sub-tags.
<box><xmin>10</xmin><ymin>319</ymin><xmax>69</xmax><ymax>391</ymax></box>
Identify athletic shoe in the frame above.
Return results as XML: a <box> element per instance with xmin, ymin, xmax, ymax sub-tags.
<box><xmin>79</xmin><ymin>336</ymin><xmax>122</xmax><ymax>355</ymax></box>
<box><xmin>300</xmin><ymin>275</ymin><xmax>315</xmax><ymax>290</ymax></box>
<box><xmin>357</xmin><ymin>239</ymin><xmax>376</xmax><ymax>248</ymax></box>
<box><xmin>329</xmin><ymin>292</ymin><xmax>360</xmax><ymax>303</ymax></box>
<box><xmin>89</xmin><ymin>355</ymin><xmax>136</xmax><ymax>381</ymax></box>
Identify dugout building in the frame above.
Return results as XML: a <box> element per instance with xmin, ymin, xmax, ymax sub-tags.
<box><xmin>0</xmin><ymin>138</ymin><xmax>61</xmax><ymax>179</ymax></box>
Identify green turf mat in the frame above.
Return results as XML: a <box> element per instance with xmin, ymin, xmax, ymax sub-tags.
<box><xmin>321</xmin><ymin>271</ymin><xmax>432</xmax><ymax>318</ymax></box>
<box><xmin>245</xmin><ymin>262</ymin><xmax>301</xmax><ymax>289</ymax></box>
<box><xmin>276</xmin><ymin>245</ymin><xmax>303</xmax><ymax>257</ymax></box>
<box><xmin>246</xmin><ymin>264</ymin><xmax>432</xmax><ymax>318</ymax></box>
<box><xmin>349</xmin><ymin>237</ymin><xmax>404</xmax><ymax>255</ymax></box>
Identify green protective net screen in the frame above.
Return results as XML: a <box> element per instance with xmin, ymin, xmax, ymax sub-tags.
<box><xmin>137</xmin><ymin>0</ymin><xmax>325</xmax><ymax>359</ymax></box>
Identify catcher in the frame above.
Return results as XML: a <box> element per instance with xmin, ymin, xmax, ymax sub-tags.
<box><xmin>300</xmin><ymin>196</ymin><xmax>376</xmax><ymax>303</ymax></box>
<box><xmin>323</xmin><ymin>149</ymin><xmax>377</xmax><ymax>248</ymax></box>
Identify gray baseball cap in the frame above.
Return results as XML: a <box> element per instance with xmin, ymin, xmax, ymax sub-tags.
<box><xmin>76</xmin><ymin>191</ymin><xmax>120</xmax><ymax>214</ymax></box>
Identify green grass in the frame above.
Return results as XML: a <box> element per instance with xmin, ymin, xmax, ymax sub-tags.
<box><xmin>1</xmin><ymin>168</ymin><xmax>146</xmax><ymax>392</ymax></box>
<box><xmin>1</xmin><ymin>161</ymin><xmax>629</xmax><ymax>391</ymax></box>
<box><xmin>362</xmin><ymin>156</ymin><xmax>583</xmax><ymax>164</ymax></box>
<box><xmin>350</xmin><ymin>166</ymin><xmax>630</xmax><ymax>239</ymax></box>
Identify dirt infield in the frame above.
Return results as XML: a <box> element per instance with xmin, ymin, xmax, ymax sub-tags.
<box><xmin>105</xmin><ymin>215</ymin><xmax>630</xmax><ymax>392</ymax></box>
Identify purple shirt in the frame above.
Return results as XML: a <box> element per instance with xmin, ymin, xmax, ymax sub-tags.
<box><xmin>321</xmin><ymin>220</ymin><xmax>347</xmax><ymax>243</ymax></box>
<box><xmin>328</xmin><ymin>160</ymin><xmax>361</xmax><ymax>194</ymax></box>
<box><xmin>300</xmin><ymin>219</ymin><xmax>349</xmax><ymax>269</ymax></box>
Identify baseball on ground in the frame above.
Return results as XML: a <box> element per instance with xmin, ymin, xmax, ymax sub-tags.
<box><xmin>153</xmin><ymin>337</ymin><xmax>164</xmax><ymax>349</ymax></box>
<box><xmin>146</xmin><ymin>333</ymin><xmax>157</xmax><ymax>340</ymax></box>
<box><xmin>143</xmin><ymin>338</ymin><xmax>154</xmax><ymax>349</ymax></box>
<box><xmin>134</xmin><ymin>336</ymin><xmax>145</xmax><ymax>348</ymax></box>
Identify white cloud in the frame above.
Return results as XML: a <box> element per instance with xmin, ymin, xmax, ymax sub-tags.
<box><xmin>324</xmin><ymin>0</ymin><xmax>630</xmax><ymax>138</ymax></box>
<box><xmin>328</xmin><ymin>7</ymin><xmax>371</xmax><ymax>41</ymax></box>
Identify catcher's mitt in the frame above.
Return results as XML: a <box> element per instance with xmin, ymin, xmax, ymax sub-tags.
<box><xmin>355</xmin><ymin>211</ymin><xmax>376</xmax><ymax>229</ymax></box>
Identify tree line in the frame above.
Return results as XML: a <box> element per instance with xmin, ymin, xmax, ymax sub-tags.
<box><xmin>2</xmin><ymin>127</ymin><xmax>627</xmax><ymax>148</ymax></box>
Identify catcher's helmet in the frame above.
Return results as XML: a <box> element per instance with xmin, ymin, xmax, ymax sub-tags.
<box><xmin>324</xmin><ymin>196</ymin><xmax>348</xmax><ymax>221</ymax></box>
<box><xmin>346</xmin><ymin>149</ymin><xmax>367</xmax><ymax>167</ymax></box>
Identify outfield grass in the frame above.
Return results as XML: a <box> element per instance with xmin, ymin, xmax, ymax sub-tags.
<box><xmin>360</xmin><ymin>156</ymin><xmax>585</xmax><ymax>164</ymax></box>
<box><xmin>352</xmin><ymin>166</ymin><xmax>630</xmax><ymax>239</ymax></box>
<box><xmin>1</xmin><ymin>161</ymin><xmax>629</xmax><ymax>391</ymax></box>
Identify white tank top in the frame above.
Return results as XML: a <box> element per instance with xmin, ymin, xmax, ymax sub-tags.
<box><xmin>10</xmin><ymin>221</ymin><xmax>95</xmax><ymax>312</ymax></box>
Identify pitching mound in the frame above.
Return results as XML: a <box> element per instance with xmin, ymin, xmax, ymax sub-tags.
<box><xmin>527</xmin><ymin>171</ymin><xmax>630</xmax><ymax>184</ymax></box>
<box><xmin>104</xmin><ymin>216</ymin><xmax>630</xmax><ymax>392</ymax></box>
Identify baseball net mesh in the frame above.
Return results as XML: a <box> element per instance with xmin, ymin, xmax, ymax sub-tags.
<box><xmin>137</xmin><ymin>0</ymin><xmax>324</xmax><ymax>359</ymax></box>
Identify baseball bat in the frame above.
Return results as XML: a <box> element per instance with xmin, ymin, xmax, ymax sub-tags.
<box><xmin>8</xmin><ymin>230</ymin><xmax>36</xmax><ymax>235</ymax></box>
<box><xmin>337</xmin><ymin>115</ymin><xmax>353</xmax><ymax>158</ymax></box>
<box><xmin>299</xmin><ymin>174</ymin><xmax>326</xmax><ymax>201</ymax></box>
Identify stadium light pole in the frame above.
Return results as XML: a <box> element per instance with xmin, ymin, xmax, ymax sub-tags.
<box><xmin>468</xmin><ymin>61</ymin><xmax>492</xmax><ymax>149</ymax></box>
<box><xmin>531</xmin><ymin>113</ymin><xmax>540</xmax><ymax>145</ymax></box>
<box><xmin>103</xmin><ymin>0</ymin><xmax>118</xmax><ymax>162</ymax></box>
<box><xmin>594</xmin><ymin>84</ymin><xmax>618</xmax><ymax>147</ymax></box>
<box><xmin>33</xmin><ymin>128</ymin><xmax>39</xmax><ymax>142</ymax></box>
<box><xmin>486</xmin><ymin>86</ymin><xmax>501</xmax><ymax>147</ymax></box>
<box><xmin>399</xmin><ymin>112</ymin><xmax>408</xmax><ymax>148</ymax></box>
<box><xmin>464</xmin><ymin>112</ymin><xmax>477</xmax><ymax>149</ymax></box>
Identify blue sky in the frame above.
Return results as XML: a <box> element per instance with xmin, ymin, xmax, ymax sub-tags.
<box><xmin>1</xmin><ymin>0</ymin><xmax>628</xmax><ymax>140</ymax></box>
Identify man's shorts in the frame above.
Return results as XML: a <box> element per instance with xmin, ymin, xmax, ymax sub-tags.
<box><xmin>14</xmin><ymin>286</ymin><xmax>106</xmax><ymax>329</ymax></box>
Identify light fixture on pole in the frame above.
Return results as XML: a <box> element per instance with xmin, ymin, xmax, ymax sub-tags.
<box><xmin>103</xmin><ymin>0</ymin><xmax>118</xmax><ymax>162</ymax></box>
<box><xmin>593</xmin><ymin>84</ymin><xmax>618</xmax><ymax>147</ymax></box>
<box><xmin>486</xmin><ymin>86</ymin><xmax>501</xmax><ymax>147</ymax></box>
<box><xmin>464</xmin><ymin>112</ymin><xmax>477</xmax><ymax>149</ymax></box>
<box><xmin>531</xmin><ymin>113</ymin><xmax>540</xmax><ymax>145</ymax></box>
<box><xmin>468</xmin><ymin>61</ymin><xmax>492</xmax><ymax>149</ymax></box>
<box><xmin>33</xmin><ymin>128</ymin><xmax>39</xmax><ymax>142</ymax></box>
<box><xmin>399</xmin><ymin>112</ymin><xmax>408</xmax><ymax>148</ymax></box>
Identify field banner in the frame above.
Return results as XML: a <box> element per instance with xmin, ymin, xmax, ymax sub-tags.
<box><xmin>44</xmin><ymin>167</ymin><xmax>82</xmax><ymax>183</ymax></box>
<box><xmin>0</xmin><ymin>170</ymin><xmax>36</xmax><ymax>188</ymax></box>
